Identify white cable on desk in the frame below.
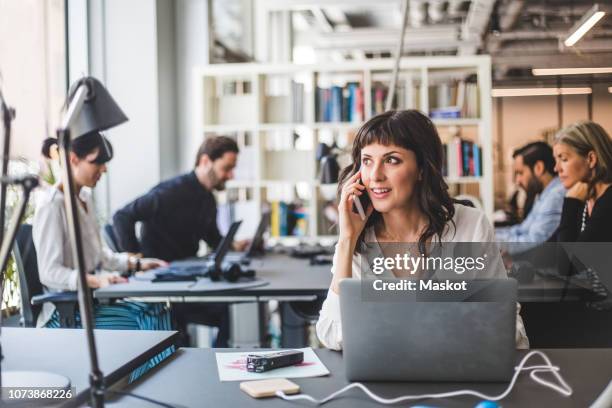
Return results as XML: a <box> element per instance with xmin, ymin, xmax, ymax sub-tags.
<box><xmin>276</xmin><ymin>351</ymin><xmax>572</xmax><ymax>405</ymax></box>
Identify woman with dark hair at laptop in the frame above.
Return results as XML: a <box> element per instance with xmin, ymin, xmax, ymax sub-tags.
<box><xmin>316</xmin><ymin>110</ymin><xmax>529</xmax><ymax>350</ymax></box>
<box><xmin>33</xmin><ymin>132</ymin><xmax>173</xmax><ymax>379</ymax></box>
<box><xmin>553</xmin><ymin>121</ymin><xmax>612</xmax><ymax>242</ymax></box>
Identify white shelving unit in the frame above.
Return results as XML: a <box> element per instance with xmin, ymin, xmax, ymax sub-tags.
<box><xmin>193</xmin><ymin>56</ymin><xmax>493</xmax><ymax>241</ymax></box>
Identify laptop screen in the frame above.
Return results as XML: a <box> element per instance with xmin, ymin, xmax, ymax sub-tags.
<box><xmin>214</xmin><ymin>220</ymin><xmax>242</xmax><ymax>267</ymax></box>
<box><xmin>245</xmin><ymin>212</ymin><xmax>270</xmax><ymax>257</ymax></box>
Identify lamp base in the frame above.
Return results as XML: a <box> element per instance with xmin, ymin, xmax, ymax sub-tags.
<box><xmin>2</xmin><ymin>370</ymin><xmax>71</xmax><ymax>403</ymax></box>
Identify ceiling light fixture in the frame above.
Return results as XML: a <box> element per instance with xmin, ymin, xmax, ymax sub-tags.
<box><xmin>491</xmin><ymin>88</ymin><xmax>592</xmax><ymax>97</ymax></box>
<box><xmin>532</xmin><ymin>67</ymin><xmax>612</xmax><ymax>76</ymax></box>
<box><xmin>564</xmin><ymin>4</ymin><xmax>606</xmax><ymax>47</ymax></box>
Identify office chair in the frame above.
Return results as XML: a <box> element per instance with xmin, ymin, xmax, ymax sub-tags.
<box><xmin>103</xmin><ymin>223</ymin><xmax>121</xmax><ymax>252</ymax></box>
<box><xmin>14</xmin><ymin>224</ymin><xmax>78</xmax><ymax>327</ymax></box>
<box><xmin>280</xmin><ymin>298</ymin><xmax>325</xmax><ymax>348</ymax></box>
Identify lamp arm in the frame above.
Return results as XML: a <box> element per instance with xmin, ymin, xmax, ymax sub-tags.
<box><xmin>56</xmin><ymin>82</ymin><xmax>106</xmax><ymax>407</ymax></box>
<box><xmin>0</xmin><ymin>175</ymin><xmax>38</xmax><ymax>390</ymax></box>
<box><xmin>0</xmin><ymin>89</ymin><xmax>15</xmax><ymax>248</ymax></box>
<box><xmin>0</xmin><ymin>177</ymin><xmax>37</xmax><ymax>293</ymax></box>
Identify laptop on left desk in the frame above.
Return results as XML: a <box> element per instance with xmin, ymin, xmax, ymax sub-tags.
<box><xmin>152</xmin><ymin>221</ymin><xmax>242</xmax><ymax>282</ymax></box>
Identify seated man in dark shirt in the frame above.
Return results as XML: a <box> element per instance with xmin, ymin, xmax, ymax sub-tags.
<box><xmin>113</xmin><ymin>136</ymin><xmax>246</xmax><ymax>346</ymax></box>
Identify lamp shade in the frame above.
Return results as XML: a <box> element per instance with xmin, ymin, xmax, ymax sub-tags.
<box><xmin>319</xmin><ymin>155</ymin><xmax>340</xmax><ymax>184</ymax></box>
<box><xmin>68</xmin><ymin>77</ymin><xmax>128</xmax><ymax>138</ymax></box>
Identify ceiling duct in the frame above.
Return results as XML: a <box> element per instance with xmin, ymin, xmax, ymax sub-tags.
<box><xmin>428</xmin><ymin>0</ymin><xmax>447</xmax><ymax>23</ymax></box>
<box><xmin>409</xmin><ymin>0</ymin><xmax>427</xmax><ymax>27</ymax></box>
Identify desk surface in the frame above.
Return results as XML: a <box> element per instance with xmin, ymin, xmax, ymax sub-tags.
<box><xmin>94</xmin><ymin>254</ymin><xmax>593</xmax><ymax>302</ymax></box>
<box><xmin>113</xmin><ymin>347</ymin><xmax>612</xmax><ymax>407</ymax></box>
<box><xmin>94</xmin><ymin>254</ymin><xmax>332</xmax><ymax>300</ymax></box>
<box><xmin>2</xmin><ymin>327</ymin><xmax>178</xmax><ymax>407</ymax></box>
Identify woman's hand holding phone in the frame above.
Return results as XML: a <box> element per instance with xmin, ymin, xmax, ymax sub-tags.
<box><xmin>331</xmin><ymin>172</ymin><xmax>374</xmax><ymax>293</ymax></box>
<box><xmin>338</xmin><ymin>172</ymin><xmax>373</xmax><ymax>244</ymax></box>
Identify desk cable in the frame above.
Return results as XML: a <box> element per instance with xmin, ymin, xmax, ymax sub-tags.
<box><xmin>276</xmin><ymin>350</ymin><xmax>572</xmax><ymax>405</ymax></box>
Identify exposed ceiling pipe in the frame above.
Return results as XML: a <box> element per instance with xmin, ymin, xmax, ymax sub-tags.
<box><xmin>498</xmin><ymin>0</ymin><xmax>525</xmax><ymax>31</ymax></box>
<box><xmin>323</xmin><ymin>6</ymin><xmax>351</xmax><ymax>31</ymax></box>
<box><xmin>409</xmin><ymin>0</ymin><xmax>427</xmax><ymax>27</ymax></box>
<box><xmin>487</xmin><ymin>29</ymin><xmax>612</xmax><ymax>54</ymax></box>
<box><xmin>447</xmin><ymin>0</ymin><xmax>464</xmax><ymax>17</ymax></box>
<box><xmin>428</xmin><ymin>0</ymin><xmax>447</xmax><ymax>23</ymax></box>
<box><xmin>310</xmin><ymin>7</ymin><xmax>333</xmax><ymax>33</ymax></box>
<box><xmin>460</xmin><ymin>0</ymin><xmax>495</xmax><ymax>54</ymax></box>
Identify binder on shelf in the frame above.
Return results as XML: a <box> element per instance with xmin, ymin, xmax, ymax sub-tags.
<box><xmin>270</xmin><ymin>200</ymin><xmax>306</xmax><ymax>237</ymax></box>
<box><xmin>443</xmin><ymin>137</ymin><xmax>482</xmax><ymax>178</ymax></box>
<box><xmin>315</xmin><ymin>82</ymin><xmax>364</xmax><ymax>122</ymax></box>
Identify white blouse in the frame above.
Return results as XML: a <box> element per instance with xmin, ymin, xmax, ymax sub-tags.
<box><xmin>32</xmin><ymin>186</ymin><xmax>129</xmax><ymax>326</ymax></box>
<box><xmin>315</xmin><ymin>204</ymin><xmax>530</xmax><ymax>350</ymax></box>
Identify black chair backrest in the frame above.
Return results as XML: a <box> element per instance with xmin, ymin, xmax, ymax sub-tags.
<box><xmin>103</xmin><ymin>223</ymin><xmax>120</xmax><ymax>252</ymax></box>
<box><xmin>14</xmin><ymin>224</ymin><xmax>43</xmax><ymax>327</ymax></box>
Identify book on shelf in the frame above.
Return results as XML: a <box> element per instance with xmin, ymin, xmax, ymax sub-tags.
<box><xmin>315</xmin><ymin>83</ymin><xmax>363</xmax><ymax>123</ymax></box>
<box><xmin>270</xmin><ymin>201</ymin><xmax>308</xmax><ymax>237</ymax></box>
<box><xmin>370</xmin><ymin>80</ymin><xmax>418</xmax><ymax>115</ymax></box>
<box><xmin>265</xmin><ymin>80</ymin><xmax>305</xmax><ymax>123</ymax></box>
<box><xmin>442</xmin><ymin>137</ymin><xmax>482</xmax><ymax>178</ymax></box>
<box><xmin>291</xmin><ymin>81</ymin><xmax>305</xmax><ymax>123</ymax></box>
<box><xmin>220</xmin><ymin>79</ymin><xmax>252</xmax><ymax>95</ymax></box>
<box><xmin>429</xmin><ymin>80</ymin><xmax>479</xmax><ymax>119</ymax></box>
<box><xmin>215</xmin><ymin>78</ymin><xmax>256</xmax><ymax>125</ymax></box>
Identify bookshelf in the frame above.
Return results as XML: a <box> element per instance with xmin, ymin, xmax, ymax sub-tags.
<box><xmin>193</xmin><ymin>56</ymin><xmax>493</xmax><ymax>241</ymax></box>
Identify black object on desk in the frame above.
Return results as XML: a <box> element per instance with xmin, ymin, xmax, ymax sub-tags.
<box><xmin>246</xmin><ymin>350</ymin><xmax>304</xmax><ymax>373</ymax></box>
<box><xmin>154</xmin><ymin>221</ymin><xmax>255</xmax><ymax>283</ymax></box>
<box><xmin>290</xmin><ymin>243</ymin><xmax>334</xmax><ymax>259</ymax></box>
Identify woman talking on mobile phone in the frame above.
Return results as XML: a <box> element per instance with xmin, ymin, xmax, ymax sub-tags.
<box><xmin>316</xmin><ymin>110</ymin><xmax>529</xmax><ymax>350</ymax></box>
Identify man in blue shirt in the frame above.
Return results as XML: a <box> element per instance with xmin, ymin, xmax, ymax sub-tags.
<box><xmin>496</xmin><ymin>142</ymin><xmax>566</xmax><ymax>252</ymax></box>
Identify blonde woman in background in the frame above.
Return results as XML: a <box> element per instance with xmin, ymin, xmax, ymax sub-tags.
<box><xmin>553</xmin><ymin>121</ymin><xmax>612</xmax><ymax>242</ymax></box>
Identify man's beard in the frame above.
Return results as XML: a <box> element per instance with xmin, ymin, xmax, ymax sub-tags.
<box><xmin>207</xmin><ymin>167</ymin><xmax>226</xmax><ymax>191</ymax></box>
<box><xmin>525</xmin><ymin>176</ymin><xmax>543</xmax><ymax>197</ymax></box>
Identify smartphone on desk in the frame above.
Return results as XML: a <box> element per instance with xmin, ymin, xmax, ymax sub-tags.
<box><xmin>351</xmin><ymin>178</ymin><xmax>370</xmax><ymax>220</ymax></box>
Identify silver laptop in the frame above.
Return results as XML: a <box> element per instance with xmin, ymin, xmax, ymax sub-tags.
<box><xmin>339</xmin><ymin>278</ymin><xmax>517</xmax><ymax>382</ymax></box>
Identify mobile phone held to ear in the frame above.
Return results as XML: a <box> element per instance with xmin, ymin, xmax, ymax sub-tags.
<box><xmin>351</xmin><ymin>179</ymin><xmax>370</xmax><ymax>220</ymax></box>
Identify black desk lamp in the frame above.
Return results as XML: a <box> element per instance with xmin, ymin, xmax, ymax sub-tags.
<box><xmin>318</xmin><ymin>142</ymin><xmax>340</xmax><ymax>185</ymax></box>
<box><xmin>0</xmin><ymin>85</ymin><xmax>72</xmax><ymax>399</ymax></box>
<box><xmin>56</xmin><ymin>77</ymin><xmax>127</xmax><ymax>408</ymax></box>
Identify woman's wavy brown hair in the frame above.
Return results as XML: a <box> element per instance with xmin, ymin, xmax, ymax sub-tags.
<box><xmin>338</xmin><ymin>110</ymin><xmax>456</xmax><ymax>252</ymax></box>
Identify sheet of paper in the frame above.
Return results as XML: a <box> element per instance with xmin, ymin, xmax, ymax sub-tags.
<box><xmin>215</xmin><ymin>347</ymin><xmax>330</xmax><ymax>382</ymax></box>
